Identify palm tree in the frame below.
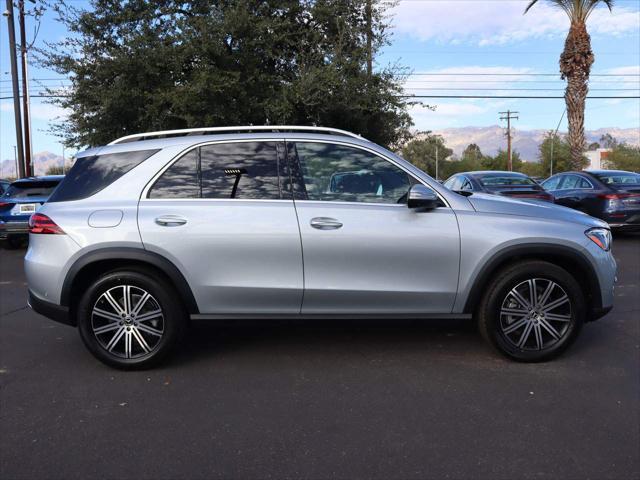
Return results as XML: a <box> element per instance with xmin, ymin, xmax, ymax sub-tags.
<box><xmin>525</xmin><ymin>0</ymin><xmax>614</xmax><ymax>169</ymax></box>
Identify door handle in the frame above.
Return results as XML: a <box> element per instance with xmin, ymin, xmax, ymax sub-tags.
<box><xmin>310</xmin><ymin>217</ymin><xmax>343</xmax><ymax>230</ymax></box>
<box><xmin>155</xmin><ymin>215</ymin><xmax>187</xmax><ymax>227</ymax></box>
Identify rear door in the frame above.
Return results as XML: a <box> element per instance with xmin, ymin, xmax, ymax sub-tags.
<box><xmin>138</xmin><ymin>140</ymin><xmax>303</xmax><ymax>314</ymax></box>
<box><xmin>288</xmin><ymin>141</ymin><xmax>460</xmax><ymax>315</ymax></box>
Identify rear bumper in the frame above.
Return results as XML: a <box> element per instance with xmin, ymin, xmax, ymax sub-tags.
<box><xmin>28</xmin><ymin>290</ymin><xmax>73</xmax><ymax>326</ymax></box>
<box><xmin>0</xmin><ymin>219</ymin><xmax>29</xmax><ymax>239</ymax></box>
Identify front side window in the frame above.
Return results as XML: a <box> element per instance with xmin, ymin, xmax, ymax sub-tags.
<box><xmin>559</xmin><ymin>175</ymin><xmax>591</xmax><ymax>190</ymax></box>
<box><xmin>149</xmin><ymin>142</ymin><xmax>282</xmax><ymax>200</ymax></box>
<box><xmin>294</xmin><ymin>142</ymin><xmax>412</xmax><ymax>204</ymax></box>
<box><xmin>444</xmin><ymin>176</ymin><xmax>461</xmax><ymax>191</ymax></box>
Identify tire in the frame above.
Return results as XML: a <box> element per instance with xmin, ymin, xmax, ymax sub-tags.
<box><xmin>477</xmin><ymin>260</ymin><xmax>585</xmax><ymax>362</ymax></box>
<box><xmin>7</xmin><ymin>235</ymin><xmax>27</xmax><ymax>249</ymax></box>
<box><xmin>77</xmin><ymin>269</ymin><xmax>186</xmax><ymax>369</ymax></box>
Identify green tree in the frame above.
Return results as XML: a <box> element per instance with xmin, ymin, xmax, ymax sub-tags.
<box><xmin>42</xmin><ymin>0</ymin><xmax>412</xmax><ymax>149</ymax></box>
<box><xmin>462</xmin><ymin>143</ymin><xmax>483</xmax><ymax>162</ymax></box>
<box><xmin>525</xmin><ymin>0</ymin><xmax>614</xmax><ymax>169</ymax></box>
<box><xmin>400</xmin><ymin>134</ymin><xmax>452</xmax><ymax>179</ymax></box>
<box><xmin>538</xmin><ymin>131</ymin><xmax>588</xmax><ymax>175</ymax></box>
<box><xmin>605</xmin><ymin>144</ymin><xmax>640</xmax><ymax>172</ymax></box>
<box><xmin>517</xmin><ymin>161</ymin><xmax>545</xmax><ymax>178</ymax></box>
<box><xmin>587</xmin><ymin>141</ymin><xmax>601</xmax><ymax>151</ymax></box>
<box><xmin>482</xmin><ymin>149</ymin><xmax>522</xmax><ymax>171</ymax></box>
<box><xmin>45</xmin><ymin>165</ymin><xmax>65</xmax><ymax>175</ymax></box>
<box><xmin>599</xmin><ymin>133</ymin><xmax>618</xmax><ymax>149</ymax></box>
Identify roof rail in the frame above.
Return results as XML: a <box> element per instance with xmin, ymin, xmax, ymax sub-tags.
<box><xmin>109</xmin><ymin>126</ymin><xmax>363</xmax><ymax>145</ymax></box>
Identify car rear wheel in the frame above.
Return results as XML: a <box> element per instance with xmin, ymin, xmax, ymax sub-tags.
<box><xmin>77</xmin><ymin>269</ymin><xmax>185</xmax><ymax>369</ymax></box>
<box><xmin>477</xmin><ymin>260</ymin><xmax>585</xmax><ymax>362</ymax></box>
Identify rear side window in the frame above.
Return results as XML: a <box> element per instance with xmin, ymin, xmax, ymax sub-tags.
<box><xmin>201</xmin><ymin>142</ymin><xmax>280</xmax><ymax>199</ymax></box>
<box><xmin>149</xmin><ymin>142</ymin><xmax>282</xmax><ymax>200</ymax></box>
<box><xmin>2</xmin><ymin>181</ymin><xmax>60</xmax><ymax>199</ymax></box>
<box><xmin>148</xmin><ymin>150</ymin><xmax>199</xmax><ymax>198</ymax></box>
<box><xmin>48</xmin><ymin>149</ymin><xmax>159</xmax><ymax>202</ymax></box>
<box><xmin>542</xmin><ymin>176</ymin><xmax>561</xmax><ymax>191</ymax></box>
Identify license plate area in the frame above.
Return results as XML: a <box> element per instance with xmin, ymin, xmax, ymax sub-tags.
<box><xmin>18</xmin><ymin>203</ymin><xmax>37</xmax><ymax>214</ymax></box>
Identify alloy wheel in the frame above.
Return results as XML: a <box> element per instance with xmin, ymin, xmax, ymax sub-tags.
<box><xmin>91</xmin><ymin>285</ymin><xmax>165</xmax><ymax>359</ymax></box>
<box><xmin>499</xmin><ymin>278</ymin><xmax>572</xmax><ymax>351</ymax></box>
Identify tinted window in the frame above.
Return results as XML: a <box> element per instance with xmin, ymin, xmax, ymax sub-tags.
<box><xmin>444</xmin><ymin>176</ymin><xmax>461</xmax><ymax>191</ymax></box>
<box><xmin>149</xmin><ymin>150</ymin><xmax>199</xmax><ymax>199</ymax></box>
<box><xmin>479</xmin><ymin>175</ymin><xmax>535</xmax><ymax>186</ymax></box>
<box><xmin>542</xmin><ymin>176</ymin><xmax>561</xmax><ymax>191</ymax></box>
<box><xmin>200</xmin><ymin>142</ymin><xmax>280</xmax><ymax>199</ymax></box>
<box><xmin>560</xmin><ymin>175</ymin><xmax>591</xmax><ymax>190</ymax></box>
<box><xmin>591</xmin><ymin>172</ymin><xmax>640</xmax><ymax>185</ymax></box>
<box><xmin>49</xmin><ymin>149</ymin><xmax>158</xmax><ymax>202</ymax></box>
<box><xmin>294</xmin><ymin>142</ymin><xmax>411</xmax><ymax>204</ymax></box>
<box><xmin>2</xmin><ymin>181</ymin><xmax>60</xmax><ymax>199</ymax></box>
<box><xmin>460</xmin><ymin>178</ymin><xmax>474</xmax><ymax>191</ymax></box>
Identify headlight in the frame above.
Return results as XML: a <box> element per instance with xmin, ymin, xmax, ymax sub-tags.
<box><xmin>585</xmin><ymin>228</ymin><xmax>612</xmax><ymax>251</ymax></box>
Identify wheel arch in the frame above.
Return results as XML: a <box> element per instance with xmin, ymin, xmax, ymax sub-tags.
<box><xmin>463</xmin><ymin>243</ymin><xmax>602</xmax><ymax>316</ymax></box>
<box><xmin>61</xmin><ymin>248</ymin><xmax>199</xmax><ymax>324</ymax></box>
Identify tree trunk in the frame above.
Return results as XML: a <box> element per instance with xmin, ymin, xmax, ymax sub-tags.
<box><xmin>560</xmin><ymin>21</ymin><xmax>593</xmax><ymax>170</ymax></box>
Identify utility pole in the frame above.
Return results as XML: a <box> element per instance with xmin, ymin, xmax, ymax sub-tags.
<box><xmin>549</xmin><ymin>109</ymin><xmax>566</xmax><ymax>178</ymax></box>
<box><xmin>500</xmin><ymin>110</ymin><xmax>519</xmax><ymax>171</ymax></box>
<box><xmin>19</xmin><ymin>0</ymin><xmax>33</xmax><ymax>177</ymax></box>
<box><xmin>365</xmin><ymin>0</ymin><xmax>372</xmax><ymax>78</ymax></box>
<box><xmin>4</xmin><ymin>0</ymin><xmax>25</xmax><ymax>178</ymax></box>
<box><xmin>435</xmin><ymin>144</ymin><xmax>439</xmax><ymax>181</ymax></box>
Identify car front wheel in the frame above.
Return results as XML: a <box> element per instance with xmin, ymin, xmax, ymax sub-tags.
<box><xmin>77</xmin><ymin>269</ymin><xmax>185</xmax><ymax>369</ymax></box>
<box><xmin>478</xmin><ymin>260</ymin><xmax>586</xmax><ymax>362</ymax></box>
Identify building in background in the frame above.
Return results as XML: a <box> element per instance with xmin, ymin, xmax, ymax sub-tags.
<box><xmin>584</xmin><ymin>149</ymin><xmax>611</xmax><ymax>170</ymax></box>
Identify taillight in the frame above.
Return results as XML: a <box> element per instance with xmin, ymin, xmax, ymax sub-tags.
<box><xmin>29</xmin><ymin>213</ymin><xmax>65</xmax><ymax>235</ymax></box>
<box><xmin>597</xmin><ymin>193</ymin><xmax>640</xmax><ymax>200</ymax></box>
<box><xmin>0</xmin><ymin>202</ymin><xmax>14</xmax><ymax>209</ymax></box>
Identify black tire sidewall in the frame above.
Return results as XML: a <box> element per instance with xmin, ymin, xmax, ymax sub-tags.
<box><xmin>77</xmin><ymin>270</ymin><xmax>184</xmax><ymax>369</ymax></box>
<box><xmin>480</xmin><ymin>262</ymin><xmax>585</xmax><ymax>362</ymax></box>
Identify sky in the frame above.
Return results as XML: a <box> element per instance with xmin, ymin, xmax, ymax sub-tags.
<box><xmin>1</xmin><ymin>0</ymin><xmax>639</xmax><ymax>162</ymax></box>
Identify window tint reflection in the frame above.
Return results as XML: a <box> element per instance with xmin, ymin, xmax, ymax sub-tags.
<box><xmin>149</xmin><ymin>142</ymin><xmax>281</xmax><ymax>200</ymax></box>
<box><xmin>149</xmin><ymin>150</ymin><xmax>199</xmax><ymax>198</ymax></box>
<box><xmin>201</xmin><ymin>142</ymin><xmax>280</xmax><ymax>199</ymax></box>
<box><xmin>295</xmin><ymin>142</ymin><xmax>411</xmax><ymax>204</ymax></box>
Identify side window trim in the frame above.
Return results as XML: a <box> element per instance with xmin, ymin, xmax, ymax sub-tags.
<box><xmin>143</xmin><ymin>139</ymin><xmax>289</xmax><ymax>201</ymax></box>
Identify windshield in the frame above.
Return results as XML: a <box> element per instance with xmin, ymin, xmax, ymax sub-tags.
<box><xmin>591</xmin><ymin>172</ymin><xmax>640</xmax><ymax>186</ymax></box>
<box><xmin>478</xmin><ymin>175</ymin><xmax>536</xmax><ymax>187</ymax></box>
<box><xmin>2</xmin><ymin>181</ymin><xmax>60</xmax><ymax>199</ymax></box>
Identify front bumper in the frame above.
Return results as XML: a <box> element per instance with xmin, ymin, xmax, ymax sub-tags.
<box><xmin>28</xmin><ymin>290</ymin><xmax>73</xmax><ymax>326</ymax></box>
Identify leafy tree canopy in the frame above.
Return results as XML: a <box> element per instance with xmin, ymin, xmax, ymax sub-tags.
<box><xmin>605</xmin><ymin>144</ymin><xmax>640</xmax><ymax>172</ymax></box>
<box><xmin>537</xmin><ymin>131</ymin><xmax>588</xmax><ymax>175</ymax></box>
<box><xmin>41</xmin><ymin>0</ymin><xmax>413</xmax><ymax>149</ymax></box>
<box><xmin>399</xmin><ymin>133</ymin><xmax>452</xmax><ymax>179</ymax></box>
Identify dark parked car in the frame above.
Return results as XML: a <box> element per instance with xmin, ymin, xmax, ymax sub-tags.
<box><xmin>443</xmin><ymin>171</ymin><xmax>555</xmax><ymax>202</ymax></box>
<box><xmin>0</xmin><ymin>175</ymin><xmax>64</xmax><ymax>247</ymax></box>
<box><xmin>0</xmin><ymin>179</ymin><xmax>10</xmax><ymax>194</ymax></box>
<box><xmin>541</xmin><ymin>170</ymin><xmax>640</xmax><ymax>231</ymax></box>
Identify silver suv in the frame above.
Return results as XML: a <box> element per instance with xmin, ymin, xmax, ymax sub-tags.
<box><xmin>25</xmin><ymin>126</ymin><xmax>616</xmax><ymax>368</ymax></box>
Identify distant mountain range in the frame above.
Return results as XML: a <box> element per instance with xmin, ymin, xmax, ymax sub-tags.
<box><xmin>431</xmin><ymin>126</ymin><xmax>640</xmax><ymax>162</ymax></box>
<box><xmin>1</xmin><ymin>126</ymin><xmax>639</xmax><ymax>178</ymax></box>
<box><xmin>0</xmin><ymin>151</ymin><xmax>70</xmax><ymax>179</ymax></box>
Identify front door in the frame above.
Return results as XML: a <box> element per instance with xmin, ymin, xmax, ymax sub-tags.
<box><xmin>288</xmin><ymin>141</ymin><xmax>460</xmax><ymax>315</ymax></box>
<box><xmin>138</xmin><ymin>140</ymin><xmax>303</xmax><ymax>314</ymax></box>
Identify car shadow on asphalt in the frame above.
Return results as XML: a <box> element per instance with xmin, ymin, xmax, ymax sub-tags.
<box><xmin>170</xmin><ymin>317</ymin><xmax>489</xmax><ymax>366</ymax></box>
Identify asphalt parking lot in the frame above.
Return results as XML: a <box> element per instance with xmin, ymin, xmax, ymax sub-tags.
<box><xmin>1</xmin><ymin>235</ymin><xmax>638</xmax><ymax>480</ymax></box>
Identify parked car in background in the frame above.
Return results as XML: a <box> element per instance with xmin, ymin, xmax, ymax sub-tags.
<box><xmin>541</xmin><ymin>170</ymin><xmax>640</xmax><ymax>231</ymax></box>
<box><xmin>0</xmin><ymin>179</ymin><xmax>10</xmax><ymax>195</ymax></box>
<box><xmin>24</xmin><ymin>126</ymin><xmax>615</xmax><ymax>369</ymax></box>
<box><xmin>443</xmin><ymin>171</ymin><xmax>555</xmax><ymax>203</ymax></box>
<box><xmin>0</xmin><ymin>175</ymin><xmax>64</xmax><ymax>247</ymax></box>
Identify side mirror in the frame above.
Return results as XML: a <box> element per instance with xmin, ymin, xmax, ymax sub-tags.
<box><xmin>407</xmin><ymin>184</ymin><xmax>440</xmax><ymax>210</ymax></box>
